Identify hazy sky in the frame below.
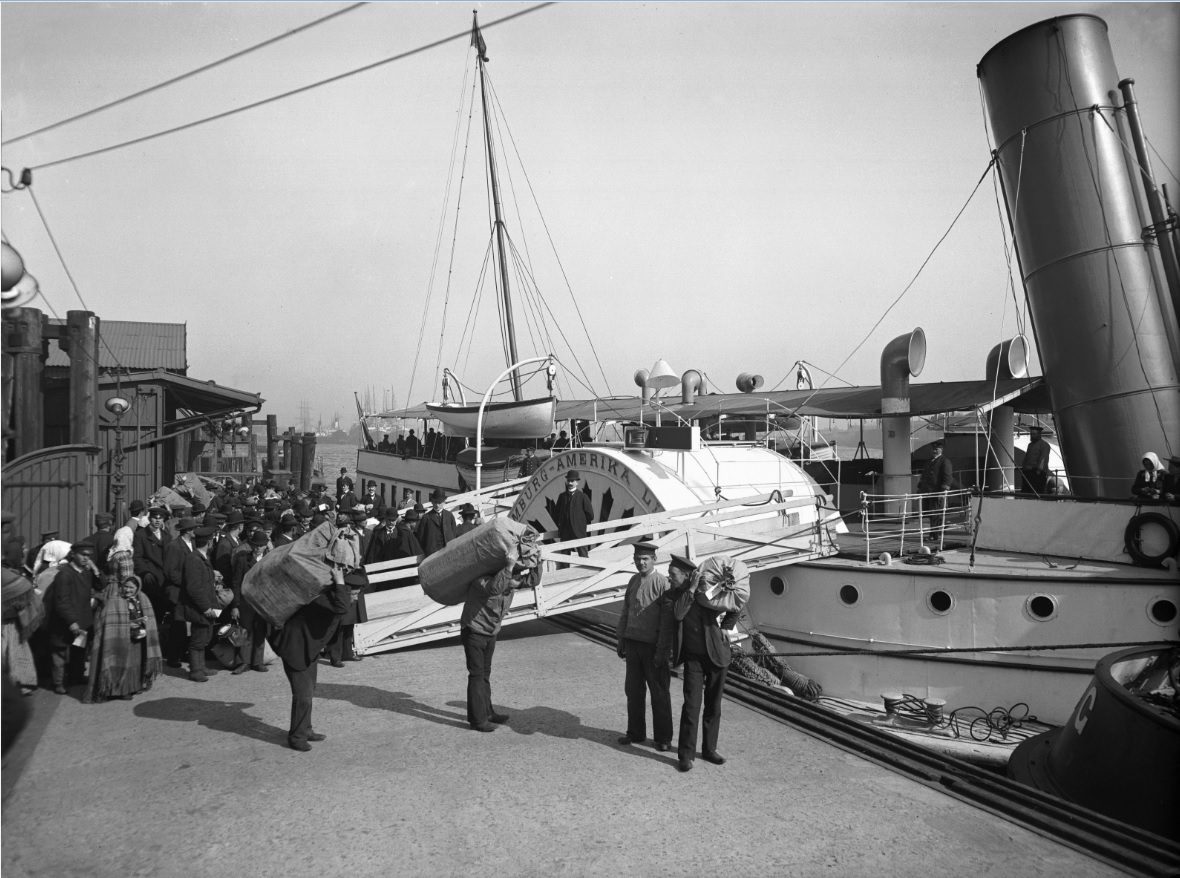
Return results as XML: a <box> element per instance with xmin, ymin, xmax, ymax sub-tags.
<box><xmin>3</xmin><ymin>2</ymin><xmax>1177</xmax><ymax>428</ymax></box>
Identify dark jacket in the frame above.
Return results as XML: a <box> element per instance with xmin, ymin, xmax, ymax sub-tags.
<box><xmin>417</xmin><ymin>508</ymin><xmax>457</xmax><ymax>556</ymax></box>
<box><xmin>917</xmin><ymin>454</ymin><xmax>954</xmax><ymax>493</ymax></box>
<box><xmin>661</xmin><ymin>581</ymin><xmax>739</xmax><ymax>669</ymax></box>
<box><xmin>269</xmin><ymin>581</ymin><xmax>349</xmax><ymax>671</ymax></box>
<box><xmin>180</xmin><ymin>549</ymin><xmax>219</xmax><ymax>627</ymax></box>
<box><xmin>460</xmin><ymin>566</ymin><xmax>540</xmax><ymax>636</ymax></box>
<box><xmin>133</xmin><ymin>526</ymin><xmax>171</xmax><ymax>590</ymax></box>
<box><xmin>47</xmin><ymin>563</ymin><xmax>96</xmax><ymax>647</ymax></box>
<box><xmin>554</xmin><ymin>489</ymin><xmax>594</xmax><ymax>541</ymax></box>
<box><xmin>212</xmin><ymin>533</ymin><xmax>240</xmax><ymax>584</ymax></box>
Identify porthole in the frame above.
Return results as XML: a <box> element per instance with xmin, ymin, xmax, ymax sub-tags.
<box><xmin>769</xmin><ymin>576</ymin><xmax>786</xmax><ymax>596</ymax></box>
<box><xmin>927</xmin><ymin>589</ymin><xmax>954</xmax><ymax>615</ymax></box>
<box><xmin>1147</xmin><ymin>596</ymin><xmax>1178</xmax><ymax>626</ymax></box>
<box><xmin>839</xmin><ymin>584</ymin><xmax>859</xmax><ymax>606</ymax></box>
<box><xmin>1025</xmin><ymin>593</ymin><xmax>1058</xmax><ymax>622</ymax></box>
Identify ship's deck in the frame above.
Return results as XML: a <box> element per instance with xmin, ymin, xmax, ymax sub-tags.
<box><xmin>1</xmin><ymin>621</ymin><xmax>1125</xmax><ymax>877</ymax></box>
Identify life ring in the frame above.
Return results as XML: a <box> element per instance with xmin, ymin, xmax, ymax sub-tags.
<box><xmin>1124</xmin><ymin>512</ymin><xmax>1180</xmax><ymax>568</ymax></box>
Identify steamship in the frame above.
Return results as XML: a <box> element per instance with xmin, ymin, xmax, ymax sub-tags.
<box><xmin>354</xmin><ymin>13</ymin><xmax>1178</xmax><ymax>775</ymax></box>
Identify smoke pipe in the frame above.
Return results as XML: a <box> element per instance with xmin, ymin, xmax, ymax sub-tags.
<box><xmin>880</xmin><ymin>328</ymin><xmax>926</xmax><ymax>501</ymax></box>
<box><xmin>984</xmin><ymin>336</ymin><xmax>1028</xmax><ymax>492</ymax></box>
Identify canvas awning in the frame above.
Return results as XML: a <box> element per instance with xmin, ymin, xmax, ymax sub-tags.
<box><xmin>376</xmin><ymin>378</ymin><xmax>1049</xmax><ymax>428</ymax></box>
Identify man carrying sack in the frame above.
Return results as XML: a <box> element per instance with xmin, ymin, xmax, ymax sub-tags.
<box><xmin>459</xmin><ymin>560</ymin><xmax>540</xmax><ymax>733</ymax></box>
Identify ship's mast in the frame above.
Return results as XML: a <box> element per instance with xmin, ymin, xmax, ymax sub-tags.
<box><xmin>473</xmin><ymin>12</ymin><xmax>522</xmax><ymax>402</ymax></box>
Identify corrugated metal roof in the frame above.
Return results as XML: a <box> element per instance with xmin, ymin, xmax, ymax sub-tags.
<box><xmin>45</xmin><ymin>320</ymin><xmax>186</xmax><ymax>371</ymax></box>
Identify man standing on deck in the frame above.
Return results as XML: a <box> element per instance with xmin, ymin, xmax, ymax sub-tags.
<box><xmin>616</xmin><ymin>540</ymin><xmax>673</xmax><ymax>752</ymax></box>
<box><xmin>554</xmin><ymin>470</ymin><xmax>593</xmax><ymax>564</ymax></box>
<box><xmin>517</xmin><ymin>446</ymin><xmax>539</xmax><ymax>479</ymax></box>
<box><xmin>1021</xmin><ymin>426</ymin><xmax>1051</xmax><ymax>495</ymax></box>
<box><xmin>917</xmin><ymin>439</ymin><xmax>954</xmax><ymax>522</ymax></box>
<box><xmin>418</xmin><ymin>488</ymin><xmax>457</xmax><ymax>556</ymax></box>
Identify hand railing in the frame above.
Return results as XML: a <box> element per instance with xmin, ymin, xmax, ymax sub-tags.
<box><xmin>859</xmin><ymin>488</ymin><xmax>975</xmax><ymax>561</ymax></box>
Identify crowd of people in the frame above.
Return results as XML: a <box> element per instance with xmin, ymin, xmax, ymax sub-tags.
<box><xmin>0</xmin><ymin>472</ymin><xmax>479</xmax><ymax>714</ymax></box>
<box><xmin>1</xmin><ymin>460</ymin><xmax>829</xmax><ymax>768</ymax></box>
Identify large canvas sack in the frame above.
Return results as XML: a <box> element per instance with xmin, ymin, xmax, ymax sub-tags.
<box><xmin>242</xmin><ymin>521</ymin><xmax>336</xmax><ymax>627</ymax></box>
<box><xmin>694</xmin><ymin>555</ymin><xmax>750</xmax><ymax>614</ymax></box>
<box><xmin>418</xmin><ymin>518</ymin><xmax>537</xmax><ymax>606</ymax></box>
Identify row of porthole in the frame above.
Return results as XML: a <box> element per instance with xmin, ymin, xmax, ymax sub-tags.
<box><xmin>765</xmin><ymin>576</ymin><xmax>1179</xmax><ymax>628</ymax></box>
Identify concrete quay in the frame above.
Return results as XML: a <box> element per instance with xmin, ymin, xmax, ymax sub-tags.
<box><xmin>2</xmin><ymin>620</ymin><xmax>1123</xmax><ymax>878</ymax></box>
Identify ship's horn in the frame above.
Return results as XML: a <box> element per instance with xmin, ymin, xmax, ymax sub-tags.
<box><xmin>681</xmin><ymin>369</ymin><xmax>703</xmax><ymax>405</ymax></box>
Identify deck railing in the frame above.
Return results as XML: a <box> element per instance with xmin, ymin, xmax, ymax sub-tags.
<box><xmin>858</xmin><ymin>488</ymin><xmax>975</xmax><ymax>561</ymax></box>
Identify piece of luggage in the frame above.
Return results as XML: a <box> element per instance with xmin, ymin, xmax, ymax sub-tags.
<box><xmin>418</xmin><ymin>518</ymin><xmax>538</xmax><ymax>605</ymax></box>
<box><xmin>694</xmin><ymin>555</ymin><xmax>750</xmax><ymax>613</ymax></box>
<box><xmin>241</xmin><ymin>521</ymin><xmax>336</xmax><ymax>627</ymax></box>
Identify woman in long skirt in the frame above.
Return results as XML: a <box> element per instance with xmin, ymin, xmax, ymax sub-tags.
<box><xmin>83</xmin><ymin>574</ymin><xmax>163</xmax><ymax>703</ymax></box>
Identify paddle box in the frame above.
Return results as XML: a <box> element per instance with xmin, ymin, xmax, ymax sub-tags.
<box><xmin>241</xmin><ymin>521</ymin><xmax>336</xmax><ymax>627</ymax></box>
<box><xmin>418</xmin><ymin>518</ymin><xmax>537</xmax><ymax>606</ymax></box>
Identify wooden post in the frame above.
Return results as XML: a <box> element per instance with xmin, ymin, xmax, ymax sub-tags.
<box><xmin>266</xmin><ymin>414</ymin><xmax>278</xmax><ymax>472</ymax></box>
<box><xmin>301</xmin><ymin>432</ymin><xmax>317</xmax><ymax>491</ymax></box>
<box><xmin>4</xmin><ymin>307</ymin><xmax>46</xmax><ymax>459</ymax></box>
<box><xmin>63</xmin><ymin>310</ymin><xmax>100</xmax><ymax>445</ymax></box>
<box><xmin>290</xmin><ymin>432</ymin><xmax>303</xmax><ymax>489</ymax></box>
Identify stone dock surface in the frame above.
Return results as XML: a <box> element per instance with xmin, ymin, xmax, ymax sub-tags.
<box><xmin>2</xmin><ymin>620</ymin><xmax>1122</xmax><ymax>878</ymax></box>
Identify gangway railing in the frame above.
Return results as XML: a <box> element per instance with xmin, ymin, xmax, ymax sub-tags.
<box><xmin>859</xmin><ymin>488</ymin><xmax>974</xmax><ymax>561</ymax></box>
<box><xmin>354</xmin><ymin>493</ymin><xmax>843</xmax><ymax>656</ymax></box>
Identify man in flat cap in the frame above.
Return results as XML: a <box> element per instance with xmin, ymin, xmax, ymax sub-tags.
<box><xmin>161</xmin><ymin>517</ymin><xmax>198</xmax><ymax>668</ymax></box>
<box><xmin>917</xmin><ymin>438</ymin><xmax>954</xmax><ymax>523</ymax></box>
<box><xmin>1021</xmin><ymin>426</ymin><xmax>1051</xmax><ymax>495</ymax></box>
<box><xmin>616</xmin><ymin>540</ymin><xmax>673</xmax><ymax>751</ymax></box>
<box><xmin>665</xmin><ymin>554</ymin><xmax>742</xmax><ymax>773</ymax></box>
<box><xmin>179</xmin><ymin>526</ymin><xmax>224</xmax><ymax>682</ymax></box>
<box><xmin>133</xmin><ymin>506</ymin><xmax>172</xmax><ymax>617</ymax></box>
<box><xmin>418</xmin><ymin>488</ymin><xmax>457</xmax><ymax>557</ymax></box>
<box><xmin>45</xmin><ymin>540</ymin><xmax>100</xmax><ymax>694</ymax></box>
<box><xmin>554</xmin><ymin>470</ymin><xmax>594</xmax><ymax>567</ymax></box>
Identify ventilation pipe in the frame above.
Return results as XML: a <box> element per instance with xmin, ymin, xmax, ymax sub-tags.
<box><xmin>681</xmin><ymin>370</ymin><xmax>703</xmax><ymax>405</ymax></box>
<box><xmin>633</xmin><ymin>369</ymin><xmax>652</xmax><ymax>404</ymax></box>
<box><xmin>880</xmin><ymin>328</ymin><xmax>926</xmax><ymax>502</ymax></box>
<box><xmin>983</xmin><ymin>336</ymin><xmax>1029</xmax><ymax>492</ymax></box>
<box><xmin>736</xmin><ymin>372</ymin><xmax>764</xmax><ymax>393</ymax></box>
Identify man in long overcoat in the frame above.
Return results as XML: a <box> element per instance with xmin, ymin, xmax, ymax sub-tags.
<box><xmin>554</xmin><ymin>470</ymin><xmax>594</xmax><ymax>562</ymax></box>
<box><xmin>46</xmin><ymin>541</ymin><xmax>99</xmax><ymax>694</ymax></box>
<box><xmin>417</xmin><ymin>488</ymin><xmax>457</xmax><ymax>556</ymax></box>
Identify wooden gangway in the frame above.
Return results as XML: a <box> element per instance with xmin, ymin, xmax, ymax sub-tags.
<box><xmin>353</xmin><ymin>492</ymin><xmax>842</xmax><ymax>655</ymax></box>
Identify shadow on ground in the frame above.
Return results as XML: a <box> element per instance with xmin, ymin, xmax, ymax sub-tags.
<box><xmin>134</xmin><ymin>697</ymin><xmax>287</xmax><ymax>747</ymax></box>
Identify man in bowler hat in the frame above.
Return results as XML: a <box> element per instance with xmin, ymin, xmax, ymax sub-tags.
<box><xmin>417</xmin><ymin>488</ymin><xmax>457</xmax><ymax>556</ymax></box>
<box><xmin>554</xmin><ymin>470</ymin><xmax>593</xmax><ymax>564</ymax></box>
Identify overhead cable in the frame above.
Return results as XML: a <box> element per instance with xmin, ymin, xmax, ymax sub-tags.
<box><xmin>25</xmin><ymin>3</ymin><xmax>555</xmax><ymax>173</ymax></box>
<box><xmin>2</xmin><ymin>3</ymin><xmax>368</xmax><ymax>147</ymax></box>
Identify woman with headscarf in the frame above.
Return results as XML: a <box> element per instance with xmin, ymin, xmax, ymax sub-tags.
<box><xmin>106</xmin><ymin>526</ymin><xmax>137</xmax><ymax>586</ymax></box>
<box><xmin>1132</xmin><ymin>452</ymin><xmax>1165</xmax><ymax>501</ymax></box>
<box><xmin>82</xmin><ymin>574</ymin><xmax>163</xmax><ymax>703</ymax></box>
<box><xmin>2</xmin><ymin>537</ymin><xmax>45</xmax><ymax>694</ymax></box>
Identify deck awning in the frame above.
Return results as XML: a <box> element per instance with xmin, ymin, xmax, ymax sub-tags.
<box><xmin>98</xmin><ymin>370</ymin><xmax>263</xmax><ymax>413</ymax></box>
<box><xmin>376</xmin><ymin>378</ymin><xmax>1049</xmax><ymax>427</ymax></box>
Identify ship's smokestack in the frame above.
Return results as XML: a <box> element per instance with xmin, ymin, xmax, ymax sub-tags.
<box><xmin>978</xmin><ymin>15</ymin><xmax>1180</xmax><ymax>497</ymax></box>
<box><xmin>984</xmin><ymin>337</ymin><xmax>1029</xmax><ymax>492</ymax></box>
<box><xmin>880</xmin><ymin>328</ymin><xmax>926</xmax><ymax>501</ymax></box>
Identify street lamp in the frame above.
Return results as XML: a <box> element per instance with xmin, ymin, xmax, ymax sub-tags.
<box><xmin>104</xmin><ymin>395</ymin><xmax>131</xmax><ymax>522</ymax></box>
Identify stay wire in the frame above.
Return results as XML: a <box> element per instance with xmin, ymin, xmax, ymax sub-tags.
<box><xmin>1</xmin><ymin>3</ymin><xmax>369</xmax><ymax>147</ymax></box>
<box><xmin>24</xmin><ymin>2</ymin><xmax>556</xmax><ymax>173</ymax></box>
